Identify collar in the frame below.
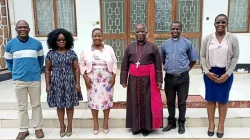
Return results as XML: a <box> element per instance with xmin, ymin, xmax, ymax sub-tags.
<box><xmin>171</xmin><ymin>36</ymin><xmax>181</xmax><ymax>41</ymax></box>
<box><xmin>213</xmin><ymin>32</ymin><xmax>227</xmax><ymax>38</ymax></box>
<box><xmin>136</xmin><ymin>40</ymin><xmax>147</xmax><ymax>46</ymax></box>
<box><xmin>17</xmin><ymin>36</ymin><xmax>29</xmax><ymax>43</ymax></box>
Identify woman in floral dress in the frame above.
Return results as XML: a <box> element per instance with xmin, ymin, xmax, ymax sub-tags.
<box><xmin>45</xmin><ymin>28</ymin><xmax>83</xmax><ymax>137</ymax></box>
<box><xmin>79</xmin><ymin>28</ymin><xmax>117</xmax><ymax>135</ymax></box>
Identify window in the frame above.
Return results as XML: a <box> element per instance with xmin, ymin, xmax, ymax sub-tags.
<box><xmin>100</xmin><ymin>0</ymin><xmax>202</xmax><ymax>66</ymax></box>
<box><xmin>33</xmin><ymin>0</ymin><xmax>77</xmax><ymax>36</ymax></box>
<box><xmin>228</xmin><ymin>0</ymin><xmax>250</xmax><ymax>32</ymax></box>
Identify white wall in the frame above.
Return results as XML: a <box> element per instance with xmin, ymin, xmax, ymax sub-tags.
<box><xmin>202</xmin><ymin>0</ymin><xmax>250</xmax><ymax>64</ymax></box>
<box><xmin>10</xmin><ymin>0</ymin><xmax>250</xmax><ymax>64</ymax></box>
<box><xmin>11</xmin><ymin>0</ymin><xmax>101</xmax><ymax>57</ymax></box>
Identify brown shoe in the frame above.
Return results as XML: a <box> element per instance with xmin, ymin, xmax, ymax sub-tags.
<box><xmin>16</xmin><ymin>131</ymin><xmax>29</xmax><ymax>140</ymax></box>
<box><xmin>35</xmin><ymin>129</ymin><xmax>44</xmax><ymax>139</ymax></box>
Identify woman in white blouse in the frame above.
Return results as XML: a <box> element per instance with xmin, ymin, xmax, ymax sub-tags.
<box><xmin>200</xmin><ymin>14</ymin><xmax>239</xmax><ymax>138</ymax></box>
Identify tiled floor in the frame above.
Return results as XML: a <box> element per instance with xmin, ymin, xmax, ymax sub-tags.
<box><xmin>0</xmin><ymin>127</ymin><xmax>249</xmax><ymax>139</ymax></box>
<box><xmin>1</xmin><ymin>108</ymin><xmax>250</xmax><ymax>128</ymax></box>
<box><xmin>0</xmin><ymin>70</ymin><xmax>250</xmax><ymax>103</ymax></box>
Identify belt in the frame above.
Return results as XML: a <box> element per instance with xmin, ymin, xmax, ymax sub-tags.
<box><xmin>166</xmin><ymin>71</ymin><xmax>188</xmax><ymax>77</ymax></box>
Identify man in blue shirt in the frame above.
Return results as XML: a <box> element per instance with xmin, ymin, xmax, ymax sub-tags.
<box><xmin>160</xmin><ymin>21</ymin><xmax>198</xmax><ymax>134</ymax></box>
<box><xmin>4</xmin><ymin>20</ymin><xmax>44</xmax><ymax>139</ymax></box>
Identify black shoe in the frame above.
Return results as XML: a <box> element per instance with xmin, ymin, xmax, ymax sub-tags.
<box><xmin>178</xmin><ymin>124</ymin><xmax>185</xmax><ymax>134</ymax></box>
<box><xmin>207</xmin><ymin>131</ymin><xmax>214</xmax><ymax>137</ymax></box>
<box><xmin>142</xmin><ymin>130</ymin><xmax>150</xmax><ymax>137</ymax></box>
<box><xmin>216</xmin><ymin>132</ymin><xmax>224</xmax><ymax>138</ymax></box>
<box><xmin>132</xmin><ymin>130</ymin><xmax>141</xmax><ymax>135</ymax></box>
<box><xmin>207</xmin><ymin>124</ymin><xmax>215</xmax><ymax>137</ymax></box>
<box><xmin>16</xmin><ymin>131</ymin><xmax>29</xmax><ymax>140</ymax></box>
<box><xmin>162</xmin><ymin>123</ymin><xmax>176</xmax><ymax>132</ymax></box>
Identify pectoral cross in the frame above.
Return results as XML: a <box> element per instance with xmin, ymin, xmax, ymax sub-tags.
<box><xmin>136</xmin><ymin>61</ymin><xmax>140</xmax><ymax>68</ymax></box>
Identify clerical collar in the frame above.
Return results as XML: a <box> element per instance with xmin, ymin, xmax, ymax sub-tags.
<box><xmin>171</xmin><ymin>37</ymin><xmax>181</xmax><ymax>41</ymax></box>
<box><xmin>17</xmin><ymin>36</ymin><xmax>29</xmax><ymax>43</ymax></box>
<box><xmin>136</xmin><ymin>40</ymin><xmax>147</xmax><ymax>45</ymax></box>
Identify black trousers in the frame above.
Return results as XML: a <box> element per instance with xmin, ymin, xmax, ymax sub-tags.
<box><xmin>164</xmin><ymin>72</ymin><xmax>189</xmax><ymax>124</ymax></box>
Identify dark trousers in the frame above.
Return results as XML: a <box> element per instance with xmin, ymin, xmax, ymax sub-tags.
<box><xmin>164</xmin><ymin>72</ymin><xmax>189</xmax><ymax>125</ymax></box>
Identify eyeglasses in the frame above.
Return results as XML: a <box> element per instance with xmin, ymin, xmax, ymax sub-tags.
<box><xmin>57</xmin><ymin>39</ymin><xmax>66</xmax><ymax>42</ymax></box>
<box><xmin>215</xmin><ymin>21</ymin><xmax>227</xmax><ymax>25</ymax></box>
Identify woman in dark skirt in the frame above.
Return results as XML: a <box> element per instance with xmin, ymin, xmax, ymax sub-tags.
<box><xmin>45</xmin><ymin>28</ymin><xmax>83</xmax><ymax>137</ymax></box>
<box><xmin>200</xmin><ymin>14</ymin><xmax>239</xmax><ymax>138</ymax></box>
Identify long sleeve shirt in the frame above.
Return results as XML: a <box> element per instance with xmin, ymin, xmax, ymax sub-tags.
<box><xmin>4</xmin><ymin>37</ymin><xmax>44</xmax><ymax>81</ymax></box>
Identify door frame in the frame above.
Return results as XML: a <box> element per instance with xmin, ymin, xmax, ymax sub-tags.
<box><xmin>100</xmin><ymin>0</ymin><xmax>203</xmax><ymax>65</ymax></box>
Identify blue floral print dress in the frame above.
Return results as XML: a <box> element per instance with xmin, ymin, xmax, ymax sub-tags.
<box><xmin>87</xmin><ymin>48</ymin><xmax>114</xmax><ymax>110</ymax></box>
<box><xmin>46</xmin><ymin>50</ymin><xmax>83</xmax><ymax>108</ymax></box>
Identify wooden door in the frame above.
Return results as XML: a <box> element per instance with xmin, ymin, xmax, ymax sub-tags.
<box><xmin>100</xmin><ymin>0</ymin><xmax>203</xmax><ymax>67</ymax></box>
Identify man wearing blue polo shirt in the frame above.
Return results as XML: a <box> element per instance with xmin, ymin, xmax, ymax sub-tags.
<box><xmin>4</xmin><ymin>20</ymin><xmax>44</xmax><ymax>140</ymax></box>
<box><xmin>161</xmin><ymin>21</ymin><xmax>199</xmax><ymax>134</ymax></box>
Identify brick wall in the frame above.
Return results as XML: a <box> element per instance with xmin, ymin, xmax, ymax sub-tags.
<box><xmin>0</xmin><ymin>0</ymin><xmax>10</xmax><ymax>70</ymax></box>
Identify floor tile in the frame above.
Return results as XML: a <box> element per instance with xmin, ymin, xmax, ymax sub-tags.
<box><xmin>41</xmin><ymin>110</ymin><xmax>57</xmax><ymax>119</ymax></box>
<box><xmin>2</xmin><ymin>110</ymin><xmax>17</xmax><ymax>119</ymax></box>
<box><xmin>105</xmin><ymin>128</ymin><xmax>143</xmax><ymax>138</ymax></box>
<box><xmin>243</xmin><ymin>127</ymin><xmax>250</xmax><ymax>133</ymax></box>
<box><xmin>77</xmin><ymin>128</ymin><xmax>106</xmax><ymax>138</ymax></box>
<box><xmin>161</xmin><ymin>127</ymin><xmax>193</xmax><ymax>138</ymax></box>
<box><xmin>231</xmin><ymin>108</ymin><xmax>250</xmax><ymax>117</ymax></box>
<box><xmin>82</xmin><ymin>109</ymin><xmax>104</xmax><ymax>119</ymax></box>
<box><xmin>189</xmin><ymin>127</ymin><xmax>216</xmax><ymax>138</ymax></box>
<box><xmin>110</xmin><ymin>109</ymin><xmax>126</xmax><ymax>119</ymax></box>
<box><xmin>0</xmin><ymin>110</ymin><xmax>13</xmax><ymax>119</ymax></box>
<box><xmin>0</xmin><ymin>128</ymin><xmax>19</xmax><ymax>139</ymax></box>
<box><xmin>222</xmin><ymin>127</ymin><xmax>250</xmax><ymax>138</ymax></box>
<box><xmin>25</xmin><ymin>128</ymin><xmax>54</xmax><ymax>139</ymax></box>
<box><xmin>189</xmin><ymin>127</ymin><xmax>250</xmax><ymax>138</ymax></box>
<box><xmin>47</xmin><ymin>128</ymin><xmax>81</xmax><ymax>139</ymax></box>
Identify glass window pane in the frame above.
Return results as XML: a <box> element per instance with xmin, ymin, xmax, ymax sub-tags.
<box><xmin>130</xmin><ymin>0</ymin><xmax>147</xmax><ymax>33</ymax></box>
<box><xmin>101</xmin><ymin>0</ymin><xmax>125</xmax><ymax>34</ymax></box>
<box><xmin>228</xmin><ymin>0</ymin><xmax>248</xmax><ymax>32</ymax></box>
<box><xmin>154</xmin><ymin>38</ymin><xmax>169</xmax><ymax>47</ymax></box>
<box><xmin>104</xmin><ymin>39</ymin><xmax>125</xmax><ymax>69</ymax></box>
<box><xmin>155</xmin><ymin>0</ymin><xmax>172</xmax><ymax>33</ymax></box>
<box><xmin>35</xmin><ymin>0</ymin><xmax>55</xmax><ymax>36</ymax></box>
<box><xmin>188</xmin><ymin>38</ymin><xmax>200</xmax><ymax>63</ymax></box>
<box><xmin>57</xmin><ymin>0</ymin><xmax>76</xmax><ymax>35</ymax></box>
<box><xmin>177</xmin><ymin>0</ymin><xmax>201</xmax><ymax>33</ymax></box>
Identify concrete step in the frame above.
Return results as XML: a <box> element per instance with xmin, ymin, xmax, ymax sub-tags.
<box><xmin>1</xmin><ymin>108</ymin><xmax>250</xmax><ymax>128</ymax></box>
<box><xmin>0</xmin><ymin>127</ymin><xmax>250</xmax><ymax>139</ymax></box>
<box><xmin>0</xmin><ymin>99</ymin><xmax>250</xmax><ymax>110</ymax></box>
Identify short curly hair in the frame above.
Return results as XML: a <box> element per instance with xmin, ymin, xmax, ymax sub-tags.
<box><xmin>47</xmin><ymin>28</ymin><xmax>74</xmax><ymax>50</ymax></box>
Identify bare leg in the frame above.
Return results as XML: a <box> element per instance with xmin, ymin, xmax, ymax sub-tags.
<box><xmin>91</xmin><ymin>109</ymin><xmax>99</xmax><ymax>130</ymax></box>
<box><xmin>218</xmin><ymin>103</ymin><xmax>228</xmax><ymax>133</ymax></box>
<box><xmin>57</xmin><ymin>108</ymin><xmax>66</xmax><ymax>133</ymax></box>
<box><xmin>207</xmin><ymin>102</ymin><xmax>216</xmax><ymax>132</ymax></box>
<box><xmin>103</xmin><ymin>108</ymin><xmax>110</xmax><ymax>129</ymax></box>
<box><xmin>66</xmin><ymin>107</ymin><xmax>74</xmax><ymax>132</ymax></box>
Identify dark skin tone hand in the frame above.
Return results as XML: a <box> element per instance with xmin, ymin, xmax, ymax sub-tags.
<box><xmin>109</xmin><ymin>73</ymin><xmax>116</xmax><ymax>88</ymax></box>
<box><xmin>45</xmin><ymin>34</ymin><xmax>81</xmax><ymax>94</ymax></box>
<box><xmin>86</xmin><ymin>29</ymin><xmax>116</xmax><ymax>90</ymax></box>
<box><xmin>207</xmin><ymin>16</ymin><xmax>229</xmax><ymax>84</ymax></box>
<box><xmin>83</xmin><ymin>73</ymin><xmax>92</xmax><ymax>90</ymax></box>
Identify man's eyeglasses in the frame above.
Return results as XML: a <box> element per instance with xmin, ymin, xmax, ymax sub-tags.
<box><xmin>215</xmin><ymin>21</ymin><xmax>227</xmax><ymax>25</ymax></box>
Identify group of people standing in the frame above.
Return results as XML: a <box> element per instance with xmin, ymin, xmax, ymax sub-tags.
<box><xmin>4</xmin><ymin>13</ymin><xmax>239</xmax><ymax>140</ymax></box>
